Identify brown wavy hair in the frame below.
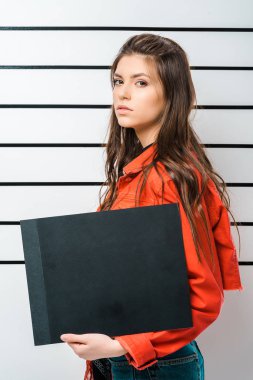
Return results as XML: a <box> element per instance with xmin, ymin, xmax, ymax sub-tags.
<box><xmin>97</xmin><ymin>33</ymin><xmax>241</xmax><ymax>268</ymax></box>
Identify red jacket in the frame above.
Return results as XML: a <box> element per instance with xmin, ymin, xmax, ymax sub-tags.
<box><xmin>84</xmin><ymin>143</ymin><xmax>243</xmax><ymax>379</ymax></box>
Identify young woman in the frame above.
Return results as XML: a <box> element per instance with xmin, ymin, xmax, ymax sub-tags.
<box><xmin>60</xmin><ymin>33</ymin><xmax>244</xmax><ymax>380</ymax></box>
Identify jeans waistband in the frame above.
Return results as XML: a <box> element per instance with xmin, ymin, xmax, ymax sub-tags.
<box><xmin>109</xmin><ymin>340</ymin><xmax>197</xmax><ymax>362</ymax></box>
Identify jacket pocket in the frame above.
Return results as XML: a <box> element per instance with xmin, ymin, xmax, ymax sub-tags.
<box><xmin>114</xmin><ymin>192</ymin><xmax>156</xmax><ymax>209</ymax></box>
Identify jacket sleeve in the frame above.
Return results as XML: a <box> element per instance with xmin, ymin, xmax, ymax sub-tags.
<box><xmin>203</xmin><ymin>178</ymin><xmax>244</xmax><ymax>291</ymax></box>
<box><xmin>112</xmin><ymin>178</ymin><xmax>225</xmax><ymax>370</ymax></box>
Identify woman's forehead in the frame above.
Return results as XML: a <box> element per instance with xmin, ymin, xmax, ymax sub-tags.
<box><xmin>116</xmin><ymin>55</ymin><xmax>158</xmax><ymax>78</ymax></box>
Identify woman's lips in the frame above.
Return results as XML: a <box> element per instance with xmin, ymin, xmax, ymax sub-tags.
<box><xmin>117</xmin><ymin>108</ymin><xmax>132</xmax><ymax>114</ymax></box>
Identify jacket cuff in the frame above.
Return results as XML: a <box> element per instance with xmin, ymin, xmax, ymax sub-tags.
<box><xmin>114</xmin><ymin>334</ymin><xmax>158</xmax><ymax>370</ymax></box>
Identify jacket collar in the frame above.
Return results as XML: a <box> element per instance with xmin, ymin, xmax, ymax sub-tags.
<box><xmin>123</xmin><ymin>142</ymin><xmax>158</xmax><ymax>175</ymax></box>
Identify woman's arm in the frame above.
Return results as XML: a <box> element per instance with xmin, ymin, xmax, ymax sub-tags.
<box><xmin>203</xmin><ymin>178</ymin><xmax>243</xmax><ymax>291</ymax></box>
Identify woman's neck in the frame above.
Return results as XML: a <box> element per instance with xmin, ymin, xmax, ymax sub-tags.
<box><xmin>142</xmin><ymin>142</ymin><xmax>153</xmax><ymax>151</ymax></box>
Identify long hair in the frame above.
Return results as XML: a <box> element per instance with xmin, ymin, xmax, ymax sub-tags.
<box><xmin>97</xmin><ymin>32</ymin><xmax>241</xmax><ymax>267</ymax></box>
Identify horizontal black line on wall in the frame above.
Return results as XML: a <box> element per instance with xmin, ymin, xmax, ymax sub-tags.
<box><xmin>0</xmin><ymin>27</ymin><xmax>253</xmax><ymax>32</ymax></box>
<box><xmin>0</xmin><ymin>182</ymin><xmax>102</xmax><ymax>186</ymax></box>
<box><xmin>1</xmin><ymin>260</ymin><xmax>251</xmax><ymax>265</ymax></box>
<box><xmin>0</xmin><ymin>143</ymin><xmax>253</xmax><ymax>148</ymax></box>
<box><xmin>0</xmin><ymin>65</ymin><xmax>252</xmax><ymax>70</ymax></box>
<box><xmin>0</xmin><ymin>221</ymin><xmax>252</xmax><ymax>226</ymax></box>
<box><xmin>0</xmin><ymin>143</ymin><xmax>105</xmax><ymax>147</ymax></box>
<box><xmin>0</xmin><ymin>182</ymin><xmax>253</xmax><ymax>188</ymax></box>
<box><xmin>0</xmin><ymin>105</ymin><xmax>252</xmax><ymax>109</ymax></box>
<box><xmin>0</xmin><ymin>182</ymin><xmax>252</xmax><ymax>187</ymax></box>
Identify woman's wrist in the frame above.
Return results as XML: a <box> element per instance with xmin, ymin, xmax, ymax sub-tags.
<box><xmin>111</xmin><ymin>338</ymin><xmax>128</xmax><ymax>356</ymax></box>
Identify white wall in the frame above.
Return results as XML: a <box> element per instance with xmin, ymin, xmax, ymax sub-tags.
<box><xmin>0</xmin><ymin>1</ymin><xmax>252</xmax><ymax>379</ymax></box>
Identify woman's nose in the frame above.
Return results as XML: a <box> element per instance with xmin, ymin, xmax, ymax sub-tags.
<box><xmin>118</xmin><ymin>85</ymin><xmax>131</xmax><ymax>98</ymax></box>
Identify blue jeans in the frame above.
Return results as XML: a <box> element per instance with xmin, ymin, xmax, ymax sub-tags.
<box><xmin>108</xmin><ymin>340</ymin><xmax>204</xmax><ymax>379</ymax></box>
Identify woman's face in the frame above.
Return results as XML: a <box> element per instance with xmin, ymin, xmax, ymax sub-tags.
<box><xmin>113</xmin><ymin>54</ymin><xmax>165</xmax><ymax>142</ymax></box>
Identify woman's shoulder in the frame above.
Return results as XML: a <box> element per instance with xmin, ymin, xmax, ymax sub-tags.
<box><xmin>149</xmin><ymin>156</ymin><xmax>215</xmax><ymax>200</ymax></box>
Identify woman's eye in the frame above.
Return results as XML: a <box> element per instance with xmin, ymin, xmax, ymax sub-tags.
<box><xmin>136</xmin><ymin>80</ymin><xmax>147</xmax><ymax>86</ymax></box>
<box><xmin>113</xmin><ymin>79</ymin><xmax>147</xmax><ymax>87</ymax></box>
<box><xmin>113</xmin><ymin>79</ymin><xmax>121</xmax><ymax>86</ymax></box>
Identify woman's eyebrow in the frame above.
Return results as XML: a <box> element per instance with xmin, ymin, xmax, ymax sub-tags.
<box><xmin>113</xmin><ymin>72</ymin><xmax>150</xmax><ymax>79</ymax></box>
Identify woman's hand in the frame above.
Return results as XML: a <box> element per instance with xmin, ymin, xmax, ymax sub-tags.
<box><xmin>60</xmin><ymin>333</ymin><xmax>128</xmax><ymax>360</ymax></box>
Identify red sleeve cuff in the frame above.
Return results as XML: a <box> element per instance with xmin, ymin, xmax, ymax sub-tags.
<box><xmin>114</xmin><ymin>334</ymin><xmax>158</xmax><ymax>370</ymax></box>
